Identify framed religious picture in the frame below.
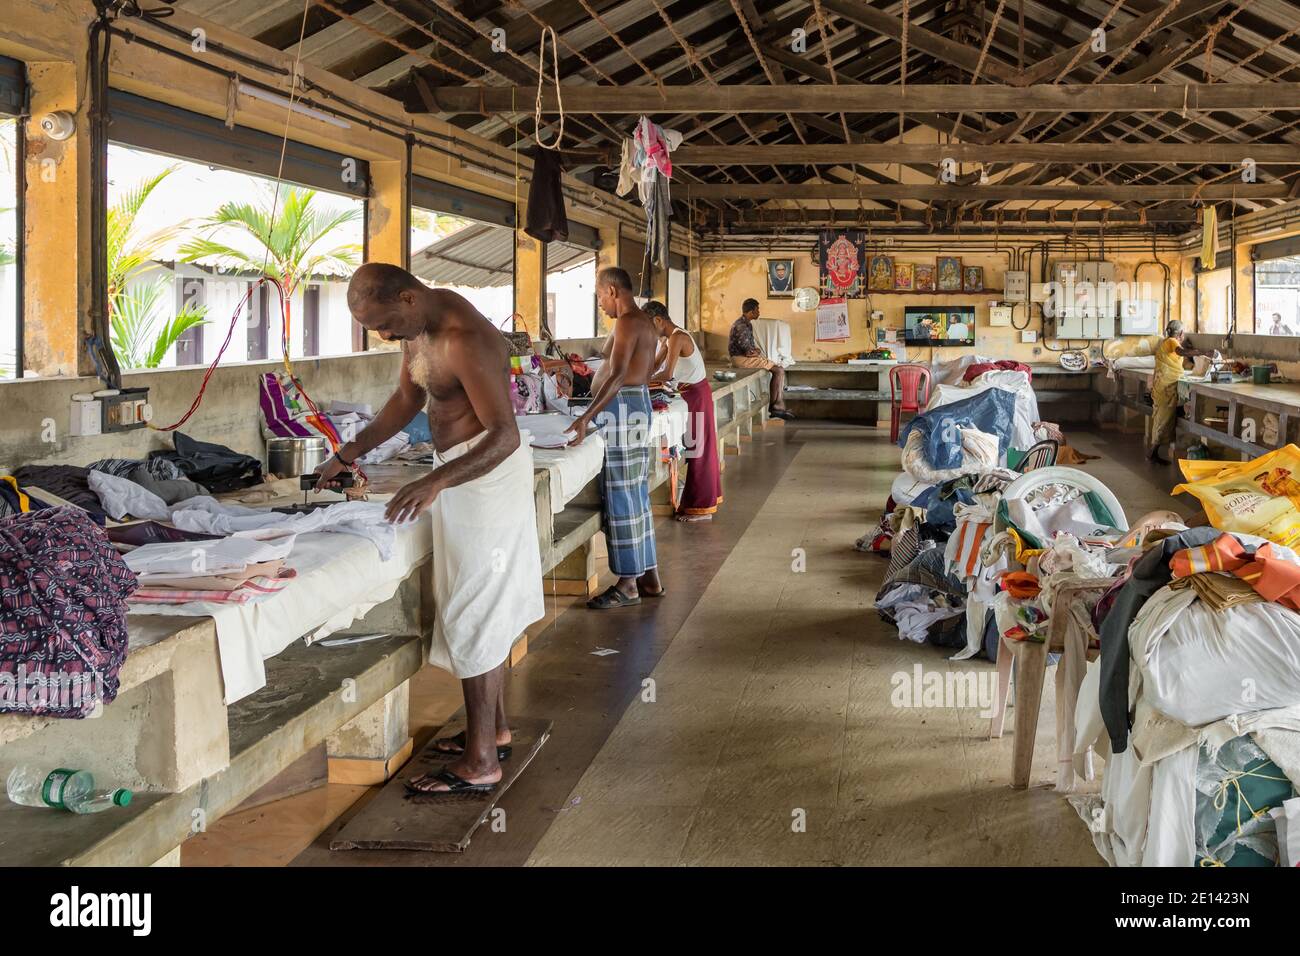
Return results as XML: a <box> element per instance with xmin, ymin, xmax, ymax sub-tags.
<box><xmin>914</xmin><ymin>263</ymin><xmax>936</xmax><ymax>292</ymax></box>
<box><xmin>868</xmin><ymin>254</ymin><xmax>894</xmax><ymax>291</ymax></box>
<box><xmin>766</xmin><ymin>257</ymin><xmax>795</xmax><ymax>298</ymax></box>
<box><xmin>963</xmin><ymin>265</ymin><xmax>985</xmax><ymax>292</ymax></box>
<box><xmin>894</xmin><ymin>262</ymin><xmax>915</xmax><ymax>291</ymax></box>
<box><xmin>818</xmin><ymin>230</ymin><xmax>866</xmax><ymax>298</ymax></box>
<box><xmin>937</xmin><ymin>256</ymin><xmax>962</xmax><ymax>292</ymax></box>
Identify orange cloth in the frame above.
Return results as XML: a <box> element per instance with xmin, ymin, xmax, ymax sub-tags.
<box><xmin>1169</xmin><ymin>533</ymin><xmax>1300</xmax><ymax>611</ymax></box>
<box><xmin>999</xmin><ymin>571</ymin><xmax>1041</xmax><ymax>600</ymax></box>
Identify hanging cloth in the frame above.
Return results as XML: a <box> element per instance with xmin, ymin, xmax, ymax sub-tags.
<box><xmin>525</xmin><ymin>147</ymin><xmax>568</xmax><ymax>243</ymax></box>
<box><xmin>1201</xmin><ymin>205</ymin><xmax>1219</xmax><ymax>270</ymax></box>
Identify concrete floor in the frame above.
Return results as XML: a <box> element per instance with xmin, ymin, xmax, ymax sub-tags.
<box><xmin>184</xmin><ymin>421</ymin><xmax>1185</xmax><ymax>867</ymax></box>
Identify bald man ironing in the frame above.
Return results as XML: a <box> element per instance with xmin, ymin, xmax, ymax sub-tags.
<box><xmin>315</xmin><ymin>262</ymin><xmax>543</xmax><ymax>795</ymax></box>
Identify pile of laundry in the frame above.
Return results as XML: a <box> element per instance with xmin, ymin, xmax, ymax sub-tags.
<box><xmin>1068</xmin><ymin>445</ymin><xmax>1300</xmax><ymax>867</ymax></box>
<box><xmin>865</xmin><ymin>355</ymin><xmax>1111</xmax><ymax>659</ymax></box>
<box><xmin>115</xmin><ymin>525</ymin><xmax>298</xmax><ymax>606</ymax></box>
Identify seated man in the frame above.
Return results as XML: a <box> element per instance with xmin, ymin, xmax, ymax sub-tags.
<box><xmin>728</xmin><ymin>298</ymin><xmax>794</xmax><ymax>421</ymax></box>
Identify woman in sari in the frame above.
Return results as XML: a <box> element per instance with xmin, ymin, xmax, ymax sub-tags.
<box><xmin>644</xmin><ymin>301</ymin><xmax>722</xmax><ymax>521</ymax></box>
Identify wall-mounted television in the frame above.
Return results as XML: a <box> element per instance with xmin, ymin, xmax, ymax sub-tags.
<box><xmin>903</xmin><ymin>306</ymin><xmax>976</xmax><ymax>346</ymax></box>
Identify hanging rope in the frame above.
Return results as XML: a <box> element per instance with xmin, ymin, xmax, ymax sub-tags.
<box><xmin>533</xmin><ymin>26</ymin><xmax>564</xmax><ymax>149</ymax></box>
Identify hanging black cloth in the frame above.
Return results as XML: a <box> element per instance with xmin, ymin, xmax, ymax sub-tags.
<box><xmin>524</xmin><ymin>148</ymin><xmax>569</xmax><ymax>243</ymax></box>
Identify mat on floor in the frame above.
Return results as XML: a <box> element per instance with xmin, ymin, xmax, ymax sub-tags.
<box><xmin>329</xmin><ymin>716</ymin><xmax>552</xmax><ymax>853</ymax></box>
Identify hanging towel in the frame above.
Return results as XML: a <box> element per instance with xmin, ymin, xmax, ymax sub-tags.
<box><xmin>525</xmin><ymin>147</ymin><xmax>568</xmax><ymax>243</ymax></box>
<box><xmin>1201</xmin><ymin>205</ymin><xmax>1219</xmax><ymax>269</ymax></box>
<box><xmin>616</xmin><ymin>138</ymin><xmax>638</xmax><ymax>197</ymax></box>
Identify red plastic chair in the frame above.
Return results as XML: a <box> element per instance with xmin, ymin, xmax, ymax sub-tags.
<box><xmin>889</xmin><ymin>364</ymin><xmax>932</xmax><ymax>443</ymax></box>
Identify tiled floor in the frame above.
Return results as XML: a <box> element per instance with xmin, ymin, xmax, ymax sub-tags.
<box><xmin>185</xmin><ymin>422</ymin><xmax>1185</xmax><ymax>867</ymax></box>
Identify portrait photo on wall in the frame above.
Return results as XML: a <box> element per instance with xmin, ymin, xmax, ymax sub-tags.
<box><xmin>868</xmin><ymin>254</ymin><xmax>894</xmax><ymax>291</ymax></box>
<box><xmin>914</xmin><ymin>263</ymin><xmax>936</xmax><ymax>292</ymax></box>
<box><xmin>766</xmin><ymin>257</ymin><xmax>795</xmax><ymax>297</ymax></box>
<box><xmin>937</xmin><ymin>256</ymin><xmax>962</xmax><ymax>292</ymax></box>
<box><xmin>963</xmin><ymin>265</ymin><xmax>985</xmax><ymax>292</ymax></box>
<box><xmin>818</xmin><ymin>230</ymin><xmax>866</xmax><ymax>299</ymax></box>
<box><xmin>894</xmin><ymin>262</ymin><xmax>915</xmax><ymax>292</ymax></box>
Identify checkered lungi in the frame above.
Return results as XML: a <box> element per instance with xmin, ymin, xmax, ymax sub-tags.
<box><xmin>597</xmin><ymin>385</ymin><xmax>658</xmax><ymax>577</ymax></box>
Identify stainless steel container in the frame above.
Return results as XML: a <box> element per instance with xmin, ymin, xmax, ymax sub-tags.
<box><xmin>266</xmin><ymin>436</ymin><xmax>328</xmax><ymax>477</ymax></box>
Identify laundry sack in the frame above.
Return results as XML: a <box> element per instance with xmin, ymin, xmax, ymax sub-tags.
<box><xmin>1173</xmin><ymin>444</ymin><xmax>1300</xmax><ymax>549</ymax></box>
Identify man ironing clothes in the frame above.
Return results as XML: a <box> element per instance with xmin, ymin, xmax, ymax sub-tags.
<box><xmin>566</xmin><ymin>266</ymin><xmax>665</xmax><ymax>609</ymax></box>
<box><xmin>315</xmin><ymin>262</ymin><xmax>543</xmax><ymax>794</ymax></box>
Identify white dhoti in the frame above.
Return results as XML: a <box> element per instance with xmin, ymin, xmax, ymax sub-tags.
<box><xmin>427</xmin><ymin>433</ymin><xmax>544</xmax><ymax>678</ymax></box>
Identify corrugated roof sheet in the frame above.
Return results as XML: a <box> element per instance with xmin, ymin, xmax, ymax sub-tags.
<box><xmin>411</xmin><ymin>224</ymin><xmax>593</xmax><ymax>288</ymax></box>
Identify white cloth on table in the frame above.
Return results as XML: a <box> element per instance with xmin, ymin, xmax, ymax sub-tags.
<box><xmin>90</xmin><ymin>470</ymin><xmax>398</xmax><ymax>559</ymax></box>
<box><xmin>750</xmin><ymin>318</ymin><xmax>796</xmax><ymax>368</ymax></box>
<box><xmin>128</xmin><ymin>519</ymin><xmax>433</xmax><ymax>703</ymax></box>
<box><xmin>426</xmin><ymin>433</ymin><xmax>544</xmax><ymax>678</ymax></box>
<box><xmin>651</xmin><ymin>395</ymin><xmax>689</xmax><ymax>450</ymax></box>
<box><xmin>123</xmin><ymin>528</ymin><xmax>296</xmax><ymax>576</ymax></box>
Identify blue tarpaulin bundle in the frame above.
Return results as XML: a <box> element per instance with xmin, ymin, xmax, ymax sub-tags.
<box><xmin>897</xmin><ymin>388</ymin><xmax>1018</xmax><ymax>470</ymax></box>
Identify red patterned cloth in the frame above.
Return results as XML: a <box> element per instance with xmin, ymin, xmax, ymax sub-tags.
<box><xmin>962</xmin><ymin>360</ymin><xmax>1033</xmax><ymax>383</ymax></box>
<box><xmin>0</xmin><ymin>507</ymin><xmax>137</xmax><ymax>718</ymax></box>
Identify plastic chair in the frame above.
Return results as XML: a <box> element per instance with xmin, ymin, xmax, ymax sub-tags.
<box><xmin>888</xmin><ymin>364</ymin><xmax>932</xmax><ymax>443</ymax></box>
<box><xmin>1016</xmin><ymin>439</ymin><xmax>1059</xmax><ymax>473</ymax></box>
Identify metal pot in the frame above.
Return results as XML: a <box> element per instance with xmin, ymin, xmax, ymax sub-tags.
<box><xmin>266</xmin><ymin>437</ymin><xmax>328</xmax><ymax>478</ymax></box>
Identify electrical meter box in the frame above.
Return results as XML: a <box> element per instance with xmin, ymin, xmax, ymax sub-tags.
<box><xmin>1003</xmin><ymin>270</ymin><xmax>1028</xmax><ymax>302</ymax></box>
<box><xmin>1120</xmin><ymin>299</ymin><xmax>1161</xmax><ymax>335</ymax></box>
<box><xmin>988</xmin><ymin>306</ymin><xmax>1013</xmax><ymax>327</ymax></box>
<box><xmin>1049</xmin><ymin>260</ymin><xmax>1117</xmax><ymax>339</ymax></box>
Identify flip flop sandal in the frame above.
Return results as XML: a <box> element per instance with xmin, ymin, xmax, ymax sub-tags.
<box><xmin>404</xmin><ymin>769</ymin><xmax>498</xmax><ymax>795</ymax></box>
<box><xmin>431</xmin><ymin>731</ymin><xmax>512</xmax><ymax>761</ymax></box>
<box><xmin>587</xmin><ymin>585</ymin><xmax>641</xmax><ymax>609</ymax></box>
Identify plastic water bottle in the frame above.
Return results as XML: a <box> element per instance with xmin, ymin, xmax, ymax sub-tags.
<box><xmin>5</xmin><ymin>767</ymin><xmax>132</xmax><ymax>812</ymax></box>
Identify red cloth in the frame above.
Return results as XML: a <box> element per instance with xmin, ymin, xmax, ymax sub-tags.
<box><xmin>677</xmin><ymin>379</ymin><xmax>723</xmax><ymax>516</ymax></box>
<box><xmin>962</xmin><ymin>360</ymin><xmax>1033</xmax><ymax>383</ymax></box>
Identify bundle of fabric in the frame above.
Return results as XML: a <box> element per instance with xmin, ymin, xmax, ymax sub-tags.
<box><xmin>1070</xmin><ymin>526</ymin><xmax>1300</xmax><ymax>866</ymax></box>
<box><xmin>10</xmin><ymin>465</ymin><xmax>107</xmax><ymax>521</ymax></box>
<box><xmin>962</xmin><ymin>360</ymin><xmax>1032</xmax><ymax>383</ymax></box>
<box><xmin>326</xmin><ymin>407</ymin><xmax>409</xmax><ymax>465</ymax></box>
<box><xmin>259</xmin><ymin>372</ymin><xmax>340</xmax><ymax>448</ymax></box>
<box><xmin>928</xmin><ymin>373</ymin><xmax>1041</xmax><ymax>455</ymax></box>
<box><xmin>929</xmin><ymin>353</ymin><xmax>995</xmax><ymax>386</ymax></box>
<box><xmin>903</xmin><ymin>387</ymin><xmax>1019</xmax><ymax>470</ymax></box>
<box><xmin>617</xmin><ymin>116</ymin><xmax>682</xmax><ymax>296</ymax></box>
<box><xmin>0</xmin><ymin>475</ymin><xmax>54</xmax><ymax>518</ymax></box>
<box><xmin>149</xmin><ymin>431</ymin><xmax>263</xmax><ymax>493</ymax></box>
<box><xmin>0</xmin><ymin>507</ymin><xmax>137</xmax><ymax>718</ymax></box>
<box><xmin>89</xmin><ymin>456</ymin><xmax>206</xmax><ymax>506</ymax></box>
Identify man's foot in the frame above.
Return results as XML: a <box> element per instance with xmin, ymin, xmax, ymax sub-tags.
<box><xmin>431</xmin><ymin>729</ymin><xmax>513</xmax><ymax>761</ymax></box>
<box><xmin>770</xmin><ymin>407</ymin><xmax>795</xmax><ymax>421</ymax></box>
<box><xmin>1147</xmin><ymin>449</ymin><xmax>1170</xmax><ymax>466</ymax></box>
<box><xmin>587</xmin><ymin>584</ymin><xmax>641</xmax><ymax>609</ymax></box>
<box><xmin>406</xmin><ymin>757</ymin><xmax>502</xmax><ymax>795</ymax></box>
<box><xmin>637</xmin><ymin>569</ymin><xmax>665</xmax><ymax>596</ymax></box>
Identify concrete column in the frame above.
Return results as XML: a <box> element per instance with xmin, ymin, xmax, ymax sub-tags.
<box><xmin>515</xmin><ymin>229</ymin><xmax>544</xmax><ymax>337</ymax></box>
<box><xmin>326</xmin><ymin>680</ymin><xmax>412</xmax><ymax>785</ymax></box>
<box><xmin>23</xmin><ymin>59</ymin><xmax>91</xmax><ymax>376</ymax></box>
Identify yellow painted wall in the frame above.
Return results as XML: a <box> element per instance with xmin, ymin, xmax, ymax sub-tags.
<box><xmin>699</xmin><ymin>244</ymin><xmax>1184</xmax><ymax>364</ymax></box>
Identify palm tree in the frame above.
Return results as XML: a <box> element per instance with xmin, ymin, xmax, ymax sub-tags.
<box><xmin>178</xmin><ymin>186</ymin><xmax>362</xmax><ymax>302</ymax></box>
<box><xmin>107</xmin><ymin>167</ymin><xmax>209</xmax><ymax>368</ymax></box>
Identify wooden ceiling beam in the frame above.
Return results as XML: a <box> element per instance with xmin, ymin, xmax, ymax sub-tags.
<box><xmin>667</xmin><ymin>142</ymin><xmax>1300</xmax><ymax>165</ymax></box>
<box><xmin>679</xmin><ymin>183</ymin><xmax>1288</xmax><ymax>201</ymax></box>
<box><xmin>414</xmin><ymin>82</ymin><xmax>1300</xmax><ymax>114</ymax></box>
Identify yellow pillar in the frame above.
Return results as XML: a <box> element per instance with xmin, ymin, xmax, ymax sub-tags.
<box><xmin>23</xmin><ymin>59</ymin><xmax>91</xmax><ymax>376</ymax></box>
<box><xmin>363</xmin><ymin>157</ymin><xmax>407</xmax><ymax>349</ymax></box>
<box><xmin>514</xmin><ymin>229</ymin><xmax>543</xmax><ymax>338</ymax></box>
<box><xmin>595</xmin><ymin>223</ymin><xmax>619</xmax><ymax>335</ymax></box>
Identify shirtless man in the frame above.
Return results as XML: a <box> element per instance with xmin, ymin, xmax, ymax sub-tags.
<box><xmin>566</xmin><ymin>267</ymin><xmax>665</xmax><ymax>608</ymax></box>
<box><xmin>315</xmin><ymin>262</ymin><xmax>543</xmax><ymax>793</ymax></box>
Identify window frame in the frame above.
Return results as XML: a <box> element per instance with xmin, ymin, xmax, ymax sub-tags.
<box><xmin>0</xmin><ymin>55</ymin><xmax>27</xmax><ymax>380</ymax></box>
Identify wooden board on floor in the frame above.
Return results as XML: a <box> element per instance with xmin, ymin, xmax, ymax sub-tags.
<box><xmin>328</xmin><ymin>716</ymin><xmax>552</xmax><ymax>853</ymax></box>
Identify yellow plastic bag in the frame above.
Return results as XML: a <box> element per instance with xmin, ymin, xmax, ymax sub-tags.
<box><xmin>1171</xmin><ymin>444</ymin><xmax>1300</xmax><ymax>548</ymax></box>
